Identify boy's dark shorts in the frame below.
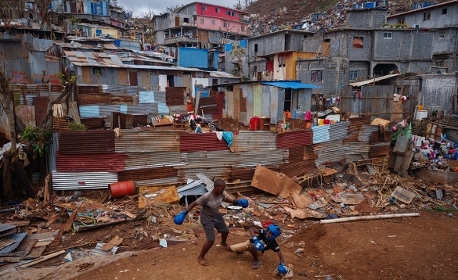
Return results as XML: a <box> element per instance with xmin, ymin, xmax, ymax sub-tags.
<box><xmin>200</xmin><ymin>213</ymin><xmax>229</xmax><ymax>242</ymax></box>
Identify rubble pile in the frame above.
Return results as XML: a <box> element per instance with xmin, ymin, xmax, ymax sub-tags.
<box><xmin>1</xmin><ymin>163</ymin><xmax>456</xmax><ymax>273</ymax></box>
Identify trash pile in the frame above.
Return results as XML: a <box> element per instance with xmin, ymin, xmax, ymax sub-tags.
<box><xmin>0</xmin><ymin>162</ymin><xmax>457</xmax><ymax>273</ymax></box>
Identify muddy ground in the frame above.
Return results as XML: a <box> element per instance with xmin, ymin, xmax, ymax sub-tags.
<box><xmin>3</xmin><ymin>210</ymin><xmax>458</xmax><ymax>280</ymax></box>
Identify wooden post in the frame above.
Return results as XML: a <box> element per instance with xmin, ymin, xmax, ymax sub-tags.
<box><xmin>282</xmin><ymin>112</ymin><xmax>286</xmax><ymax>133</ymax></box>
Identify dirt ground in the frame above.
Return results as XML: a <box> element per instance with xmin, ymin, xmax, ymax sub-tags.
<box><xmin>4</xmin><ymin>210</ymin><xmax>457</xmax><ymax>280</ymax></box>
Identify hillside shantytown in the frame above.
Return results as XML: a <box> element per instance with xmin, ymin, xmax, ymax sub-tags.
<box><xmin>0</xmin><ymin>1</ymin><xmax>457</xmax><ymax>278</ymax></box>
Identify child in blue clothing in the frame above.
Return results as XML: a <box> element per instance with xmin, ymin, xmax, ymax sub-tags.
<box><xmin>228</xmin><ymin>223</ymin><xmax>287</xmax><ymax>274</ymax></box>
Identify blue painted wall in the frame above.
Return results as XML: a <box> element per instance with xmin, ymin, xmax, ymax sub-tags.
<box><xmin>178</xmin><ymin>48</ymin><xmax>208</xmax><ymax>69</ymax></box>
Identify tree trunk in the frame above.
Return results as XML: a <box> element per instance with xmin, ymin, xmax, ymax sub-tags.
<box><xmin>0</xmin><ymin>73</ymin><xmax>18</xmax><ymax>200</ymax></box>
<box><xmin>40</xmin><ymin>87</ymin><xmax>70</xmax><ymax>129</ymax></box>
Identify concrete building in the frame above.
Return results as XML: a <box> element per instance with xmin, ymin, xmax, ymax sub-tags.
<box><xmin>298</xmin><ymin>8</ymin><xmax>434</xmax><ymax>97</ymax></box>
<box><xmin>245</xmin><ymin>30</ymin><xmax>315</xmax><ymax>81</ymax></box>
<box><xmin>387</xmin><ymin>0</ymin><xmax>458</xmax><ymax>73</ymax></box>
<box><xmin>152</xmin><ymin>2</ymin><xmax>249</xmax><ymax>49</ymax></box>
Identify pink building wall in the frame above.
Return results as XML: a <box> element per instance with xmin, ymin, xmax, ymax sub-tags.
<box><xmin>196</xmin><ymin>3</ymin><xmax>246</xmax><ymax>21</ymax></box>
<box><xmin>195</xmin><ymin>16</ymin><xmax>248</xmax><ymax>35</ymax></box>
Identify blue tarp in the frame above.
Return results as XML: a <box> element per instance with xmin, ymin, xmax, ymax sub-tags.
<box><xmin>261</xmin><ymin>81</ymin><xmax>322</xmax><ymax>89</ymax></box>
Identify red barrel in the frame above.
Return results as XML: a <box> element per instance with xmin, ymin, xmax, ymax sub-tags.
<box><xmin>250</xmin><ymin>117</ymin><xmax>259</xmax><ymax>130</ymax></box>
<box><xmin>109</xmin><ymin>180</ymin><xmax>136</xmax><ymax>198</ymax></box>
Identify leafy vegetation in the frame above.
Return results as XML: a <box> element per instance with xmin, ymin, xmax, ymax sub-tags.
<box><xmin>20</xmin><ymin>126</ymin><xmax>53</xmax><ymax>159</ymax></box>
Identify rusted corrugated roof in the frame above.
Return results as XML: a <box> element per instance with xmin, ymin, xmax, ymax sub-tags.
<box><xmin>56</xmin><ymin>152</ymin><xmax>125</xmax><ymax>172</ymax></box>
<box><xmin>276</xmin><ymin>130</ymin><xmax>313</xmax><ymax>149</ymax></box>
<box><xmin>115</xmin><ymin>130</ymin><xmax>182</xmax><ymax>153</ymax></box>
<box><xmin>59</xmin><ymin>130</ymin><xmax>115</xmax><ymax>154</ymax></box>
<box><xmin>230</xmin><ymin>131</ymin><xmax>277</xmax><ymax>152</ymax></box>
<box><xmin>180</xmin><ymin>133</ymin><xmax>230</xmax><ymax>152</ymax></box>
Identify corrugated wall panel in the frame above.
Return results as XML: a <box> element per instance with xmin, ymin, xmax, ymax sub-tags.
<box><xmin>230</xmin><ymin>131</ymin><xmax>277</xmax><ymax>152</ymax></box>
<box><xmin>59</xmin><ymin>130</ymin><xmax>115</xmax><ymax>154</ymax></box>
<box><xmin>185</xmin><ymin>150</ymin><xmax>288</xmax><ymax>168</ymax></box>
<box><xmin>231</xmin><ymin>168</ymin><xmax>256</xmax><ymax>181</ymax></box>
<box><xmin>276</xmin><ymin>130</ymin><xmax>313</xmax><ymax>149</ymax></box>
<box><xmin>313</xmin><ymin>140</ymin><xmax>346</xmax><ymax>167</ymax></box>
<box><xmin>178</xmin><ymin>167</ymin><xmax>232</xmax><ymax>181</ymax></box>
<box><xmin>344</xmin><ymin>142</ymin><xmax>370</xmax><ymax>161</ymax></box>
<box><xmin>123</xmin><ymin>152</ymin><xmax>186</xmax><ymax>170</ymax></box>
<box><xmin>370</xmin><ymin>130</ymin><xmax>392</xmax><ymax>144</ymax></box>
<box><xmin>358</xmin><ymin>125</ymin><xmax>380</xmax><ymax>142</ymax></box>
<box><xmin>280</xmin><ymin>160</ymin><xmax>317</xmax><ymax>178</ymax></box>
<box><xmin>56</xmin><ymin>153</ymin><xmax>125</xmax><ymax>172</ymax></box>
<box><xmin>329</xmin><ymin>122</ymin><xmax>350</xmax><ymax>141</ymax></box>
<box><xmin>115</xmin><ymin>130</ymin><xmax>182</xmax><ymax>153</ymax></box>
<box><xmin>135</xmin><ymin>177</ymin><xmax>181</xmax><ymax>187</ymax></box>
<box><xmin>180</xmin><ymin>133</ymin><xmax>230</xmax><ymax>152</ymax></box>
<box><xmin>312</xmin><ymin>125</ymin><xmax>331</xmax><ymax>144</ymax></box>
<box><xmin>51</xmin><ymin>171</ymin><xmax>118</xmax><ymax>190</ymax></box>
<box><xmin>48</xmin><ymin>133</ymin><xmax>59</xmax><ymax>171</ymax></box>
<box><xmin>118</xmin><ymin>166</ymin><xmax>178</xmax><ymax>182</ymax></box>
<box><xmin>369</xmin><ymin>143</ymin><xmax>390</xmax><ymax>158</ymax></box>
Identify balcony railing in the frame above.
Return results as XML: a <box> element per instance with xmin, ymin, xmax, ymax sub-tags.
<box><xmin>164</xmin><ymin>35</ymin><xmax>199</xmax><ymax>45</ymax></box>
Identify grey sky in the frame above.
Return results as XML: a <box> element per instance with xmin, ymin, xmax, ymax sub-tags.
<box><xmin>116</xmin><ymin>0</ymin><xmax>242</xmax><ymax>17</ymax></box>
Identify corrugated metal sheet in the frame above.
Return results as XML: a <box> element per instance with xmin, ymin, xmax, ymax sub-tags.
<box><xmin>127</xmin><ymin>103</ymin><xmax>159</xmax><ymax>115</ymax></box>
<box><xmin>276</xmin><ymin>130</ymin><xmax>313</xmax><ymax>149</ymax></box>
<box><xmin>358</xmin><ymin>125</ymin><xmax>381</xmax><ymax>142</ymax></box>
<box><xmin>139</xmin><ymin>91</ymin><xmax>155</xmax><ymax>103</ymax></box>
<box><xmin>0</xmin><ymin>232</ymin><xmax>26</xmax><ymax>254</ymax></box>
<box><xmin>348</xmin><ymin>116</ymin><xmax>371</xmax><ymax>131</ymax></box>
<box><xmin>230</xmin><ymin>131</ymin><xmax>277</xmax><ymax>152</ymax></box>
<box><xmin>329</xmin><ymin>122</ymin><xmax>350</xmax><ymax>141</ymax></box>
<box><xmin>59</xmin><ymin>130</ymin><xmax>115</xmax><ymax>154</ymax></box>
<box><xmin>231</xmin><ymin>168</ymin><xmax>256</xmax><ymax>181</ymax></box>
<box><xmin>115</xmin><ymin>130</ymin><xmax>182</xmax><ymax>153</ymax></box>
<box><xmin>34</xmin><ymin>97</ymin><xmax>50</xmax><ymax>127</ymax></box>
<box><xmin>48</xmin><ymin>133</ymin><xmax>59</xmax><ymax>171</ymax></box>
<box><xmin>0</xmin><ymin>223</ymin><xmax>15</xmax><ymax>234</ymax></box>
<box><xmin>135</xmin><ymin>177</ymin><xmax>181</xmax><ymax>187</ymax></box>
<box><xmin>312</xmin><ymin>125</ymin><xmax>331</xmax><ymax>144</ymax></box>
<box><xmin>56</xmin><ymin>153</ymin><xmax>125</xmax><ymax>172</ymax></box>
<box><xmin>118</xmin><ymin>166</ymin><xmax>177</xmax><ymax>182</ymax></box>
<box><xmin>184</xmin><ymin>150</ymin><xmax>288</xmax><ymax>168</ymax></box>
<box><xmin>154</xmin><ymin>91</ymin><xmax>166</xmax><ymax>103</ymax></box>
<box><xmin>51</xmin><ymin>171</ymin><xmax>118</xmax><ymax>190</ymax></box>
<box><xmin>314</xmin><ymin>140</ymin><xmax>346</xmax><ymax>167</ymax></box>
<box><xmin>369</xmin><ymin>143</ymin><xmax>390</xmax><ymax>158</ymax></box>
<box><xmin>344</xmin><ymin>142</ymin><xmax>371</xmax><ymax>161</ymax></box>
<box><xmin>123</xmin><ymin>152</ymin><xmax>185</xmax><ymax>170</ymax></box>
<box><xmin>180</xmin><ymin>133</ymin><xmax>230</xmax><ymax>152</ymax></box>
<box><xmin>102</xmin><ymin>84</ymin><xmax>141</xmax><ymax>96</ymax></box>
<box><xmin>370</xmin><ymin>130</ymin><xmax>392</xmax><ymax>144</ymax></box>
<box><xmin>178</xmin><ymin>167</ymin><xmax>232</xmax><ymax>181</ymax></box>
<box><xmin>280</xmin><ymin>160</ymin><xmax>317</xmax><ymax>178</ymax></box>
<box><xmin>288</xmin><ymin>146</ymin><xmax>305</xmax><ymax>162</ymax></box>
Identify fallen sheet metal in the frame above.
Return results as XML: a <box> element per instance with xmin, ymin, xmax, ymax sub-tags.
<box><xmin>251</xmin><ymin>165</ymin><xmax>302</xmax><ymax>197</ymax></box>
<box><xmin>0</xmin><ymin>233</ymin><xmax>27</xmax><ymax>255</ymax></box>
